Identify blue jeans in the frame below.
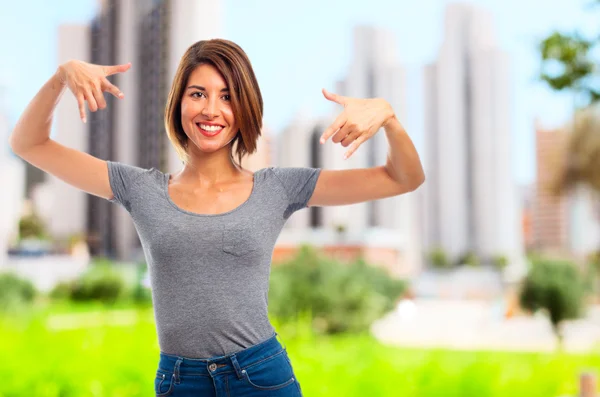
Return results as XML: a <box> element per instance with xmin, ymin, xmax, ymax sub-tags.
<box><xmin>154</xmin><ymin>333</ymin><xmax>303</xmax><ymax>396</ymax></box>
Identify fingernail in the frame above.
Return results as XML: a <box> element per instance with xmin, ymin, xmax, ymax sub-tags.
<box><xmin>83</xmin><ymin>117</ymin><xmax>87</xmax><ymax>124</ymax></box>
<box><xmin>320</xmin><ymin>138</ymin><xmax>324</xmax><ymax>144</ymax></box>
<box><xmin>343</xmin><ymin>154</ymin><xmax>348</xmax><ymax>160</ymax></box>
<box><xmin>118</xmin><ymin>92</ymin><xmax>124</xmax><ymax>98</ymax></box>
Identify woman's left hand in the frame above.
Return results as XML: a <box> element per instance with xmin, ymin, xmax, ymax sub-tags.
<box><xmin>319</xmin><ymin>88</ymin><xmax>395</xmax><ymax>159</ymax></box>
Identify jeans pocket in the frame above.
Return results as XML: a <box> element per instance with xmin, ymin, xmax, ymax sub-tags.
<box><xmin>154</xmin><ymin>371</ymin><xmax>174</xmax><ymax>396</ymax></box>
<box><xmin>242</xmin><ymin>351</ymin><xmax>297</xmax><ymax>391</ymax></box>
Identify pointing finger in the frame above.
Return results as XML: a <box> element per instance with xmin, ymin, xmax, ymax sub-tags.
<box><xmin>344</xmin><ymin>134</ymin><xmax>368</xmax><ymax>160</ymax></box>
<box><xmin>103</xmin><ymin>62</ymin><xmax>131</xmax><ymax>76</ymax></box>
<box><xmin>76</xmin><ymin>93</ymin><xmax>86</xmax><ymax>123</ymax></box>
<box><xmin>102</xmin><ymin>78</ymin><xmax>124</xmax><ymax>99</ymax></box>
<box><xmin>320</xmin><ymin>113</ymin><xmax>346</xmax><ymax>144</ymax></box>
<box><xmin>322</xmin><ymin>88</ymin><xmax>347</xmax><ymax>106</ymax></box>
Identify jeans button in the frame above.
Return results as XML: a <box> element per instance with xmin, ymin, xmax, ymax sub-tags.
<box><xmin>209</xmin><ymin>363</ymin><xmax>217</xmax><ymax>371</ymax></box>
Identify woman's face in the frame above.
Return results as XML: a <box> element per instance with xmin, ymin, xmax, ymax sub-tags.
<box><xmin>180</xmin><ymin>64</ymin><xmax>238</xmax><ymax>155</ymax></box>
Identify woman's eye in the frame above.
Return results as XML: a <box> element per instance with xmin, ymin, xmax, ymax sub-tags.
<box><xmin>191</xmin><ymin>92</ymin><xmax>204</xmax><ymax>98</ymax></box>
<box><xmin>222</xmin><ymin>94</ymin><xmax>231</xmax><ymax>101</ymax></box>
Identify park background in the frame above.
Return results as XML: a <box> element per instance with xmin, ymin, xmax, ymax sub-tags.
<box><xmin>1</xmin><ymin>0</ymin><xmax>600</xmax><ymax>396</ymax></box>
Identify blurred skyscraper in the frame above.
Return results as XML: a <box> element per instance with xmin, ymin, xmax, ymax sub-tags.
<box><xmin>276</xmin><ymin>26</ymin><xmax>422</xmax><ymax>277</ymax></box>
<box><xmin>422</xmin><ymin>3</ymin><xmax>524</xmax><ymax>268</ymax></box>
<box><xmin>532</xmin><ymin>122</ymin><xmax>570</xmax><ymax>252</ymax></box>
<box><xmin>0</xmin><ymin>86</ymin><xmax>26</xmax><ymax>267</ymax></box>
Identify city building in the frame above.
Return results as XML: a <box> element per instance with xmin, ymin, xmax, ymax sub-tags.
<box><xmin>0</xmin><ymin>87</ymin><xmax>26</xmax><ymax>267</ymax></box>
<box><xmin>422</xmin><ymin>3</ymin><xmax>524</xmax><ymax>270</ymax></box>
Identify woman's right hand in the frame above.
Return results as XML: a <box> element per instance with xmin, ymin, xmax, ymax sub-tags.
<box><xmin>56</xmin><ymin>60</ymin><xmax>131</xmax><ymax>123</ymax></box>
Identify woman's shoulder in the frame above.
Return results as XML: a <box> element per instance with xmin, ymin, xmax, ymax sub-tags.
<box><xmin>107</xmin><ymin>160</ymin><xmax>162</xmax><ymax>185</ymax></box>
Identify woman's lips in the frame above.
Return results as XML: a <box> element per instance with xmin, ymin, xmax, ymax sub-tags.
<box><xmin>196</xmin><ymin>123</ymin><xmax>224</xmax><ymax>137</ymax></box>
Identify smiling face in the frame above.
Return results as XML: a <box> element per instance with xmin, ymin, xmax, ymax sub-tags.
<box><xmin>180</xmin><ymin>63</ymin><xmax>239</xmax><ymax>155</ymax></box>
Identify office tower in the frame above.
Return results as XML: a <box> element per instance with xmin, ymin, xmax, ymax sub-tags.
<box><xmin>0</xmin><ymin>88</ymin><xmax>26</xmax><ymax>267</ymax></box>
<box><xmin>423</xmin><ymin>3</ymin><xmax>523</xmax><ymax>266</ymax></box>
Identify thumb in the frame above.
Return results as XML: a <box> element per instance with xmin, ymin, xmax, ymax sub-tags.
<box><xmin>322</xmin><ymin>88</ymin><xmax>346</xmax><ymax>106</ymax></box>
<box><xmin>104</xmin><ymin>62</ymin><xmax>132</xmax><ymax>76</ymax></box>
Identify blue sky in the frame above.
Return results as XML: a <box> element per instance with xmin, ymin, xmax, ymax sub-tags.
<box><xmin>1</xmin><ymin>0</ymin><xmax>597</xmax><ymax>184</ymax></box>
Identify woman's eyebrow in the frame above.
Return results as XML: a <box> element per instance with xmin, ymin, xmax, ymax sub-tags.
<box><xmin>186</xmin><ymin>85</ymin><xmax>229</xmax><ymax>92</ymax></box>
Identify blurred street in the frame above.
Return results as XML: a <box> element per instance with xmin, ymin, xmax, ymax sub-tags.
<box><xmin>373</xmin><ymin>299</ymin><xmax>600</xmax><ymax>353</ymax></box>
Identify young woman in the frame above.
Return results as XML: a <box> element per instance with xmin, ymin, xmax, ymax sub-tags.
<box><xmin>9</xmin><ymin>39</ymin><xmax>424</xmax><ymax>396</ymax></box>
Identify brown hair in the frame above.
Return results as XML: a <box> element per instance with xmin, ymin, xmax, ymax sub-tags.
<box><xmin>164</xmin><ymin>39</ymin><xmax>263</xmax><ymax>166</ymax></box>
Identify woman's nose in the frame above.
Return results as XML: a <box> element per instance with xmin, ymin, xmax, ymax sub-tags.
<box><xmin>201</xmin><ymin>97</ymin><xmax>218</xmax><ymax>118</ymax></box>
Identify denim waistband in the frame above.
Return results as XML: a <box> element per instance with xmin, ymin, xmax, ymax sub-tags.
<box><xmin>157</xmin><ymin>332</ymin><xmax>286</xmax><ymax>382</ymax></box>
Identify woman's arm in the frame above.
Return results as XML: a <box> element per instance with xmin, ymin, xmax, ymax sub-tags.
<box><xmin>307</xmin><ymin>89</ymin><xmax>424</xmax><ymax>207</ymax></box>
<box><xmin>382</xmin><ymin>116</ymin><xmax>425</xmax><ymax>189</ymax></box>
<box><xmin>8</xmin><ymin>61</ymin><xmax>130</xmax><ymax>201</ymax></box>
<box><xmin>8</xmin><ymin>71</ymin><xmax>67</xmax><ymax>153</ymax></box>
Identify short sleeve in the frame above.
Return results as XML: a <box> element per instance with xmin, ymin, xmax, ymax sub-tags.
<box><xmin>106</xmin><ymin>161</ymin><xmax>149</xmax><ymax>210</ymax></box>
<box><xmin>270</xmin><ymin>166</ymin><xmax>322</xmax><ymax>212</ymax></box>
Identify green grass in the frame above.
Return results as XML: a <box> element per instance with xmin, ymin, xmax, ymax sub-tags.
<box><xmin>0</xmin><ymin>304</ymin><xmax>598</xmax><ymax>397</ymax></box>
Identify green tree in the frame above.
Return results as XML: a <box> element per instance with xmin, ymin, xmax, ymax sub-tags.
<box><xmin>519</xmin><ymin>259</ymin><xmax>585</xmax><ymax>349</ymax></box>
<box><xmin>538</xmin><ymin>2</ymin><xmax>600</xmax><ymax>192</ymax></box>
<box><xmin>538</xmin><ymin>0</ymin><xmax>600</xmax><ymax>107</ymax></box>
<box><xmin>539</xmin><ymin>2</ymin><xmax>600</xmax><ymax>268</ymax></box>
<box><xmin>269</xmin><ymin>245</ymin><xmax>407</xmax><ymax>334</ymax></box>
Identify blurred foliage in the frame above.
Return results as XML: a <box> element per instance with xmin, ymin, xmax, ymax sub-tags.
<box><xmin>538</xmin><ymin>0</ymin><xmax>600</xmax><ymax>107</ymax></box>
<box><xmin>519</xmin><ymin>259</ymin><xmax>585</xmax><ymax>348</ymax></box>
<box><xmin>268</xmin><ymin>245</ymin><xmax>407</xmax><ymax>334</ymax></box>
<box><xmin>539</xmin><ymin>2</ymin><xmax>600</xmax><ymax>196</ymax></box>
<box><xmin>18</xmin><ymin>212</ymin><xmax>50</xmax><ymax>241</ymax></box>
<box><xmin>0</xmin><ymin>304</ymin><xmax>599</xmax><ymax>397</ymax></box>
<box><xmin>586</xmin><ymin>250</ymin><xmax>600</xmax><ymax>297</ymax></box>
<box><xmin>0</xmin><ymin>272</ymin><xmax>37</xmax><ymax>312</ymax></box>
<box><xmin>539</xmin><ymin>32</ymin><xmax>598</xmax><ymax>103</ymax></box>
<box><xmin>551</xmin><ymin>106</ymin><xmax>600</xmax><ymax>193</ymax></box>
<box><xmin>50</xmin><ymin>258</ymin><xmax>126</xmax><ymax>305</ymax></box>
<box><xmin>427</xmin><ymin>247</ymin><xmax>451</xmax><ymax>269</ymax></box>
<box><xmin>455</xmin><ymin>251</ymin><xmax>480</xmax><ymax>267</ymax></box>
<box><xmin>491</xmin><ymin>254</ymin><xmax>509</xmax><ymax>271</ymax></box>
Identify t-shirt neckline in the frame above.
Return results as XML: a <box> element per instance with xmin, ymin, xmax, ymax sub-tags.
<box><xmin>162</xmin><ymin>169</ymin><xmax>260</xmax><ymax>217</ymax></box>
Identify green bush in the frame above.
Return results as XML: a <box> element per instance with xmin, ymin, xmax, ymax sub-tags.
<box><xmin>0</xmin><ymin>272</ymin><xmax>37</xmax><ymax>312</ymax></box>
<box><xmin>18</xmin><ymin>212</ymin><xmax>50</xmax><ymax>241</ymax></box>
<box><xmin>519</xmin><ymin>259</ymin><xmax>585</xmax><ymax>348</ymax></box>
<box><xmin>491</xmin><ymin>254</ymin><xmax>509</xmax><ymax>271</ymax></box>
<box><xmin>269</xmin><ymin>245</ymin><xmax>407</xmax><ymax>334</ymax></box>
<box><xmin>427</xmin><ymin>247</ymin><xmax>451</xmax><ymax>269</ymax></box>
<box><xmin>456</xmin><ymin>251</ymin><xmax>480</xmax><ymax>267</ymax></box>
<box><xmin>49</xmin><ymin>280</ymin><xmax>72</xmax><ymax>301</ymax></box>
<box><xmin>50</xmin><ymin>260</ymin><xmax>126</xmax><ymax>305</ymax></box>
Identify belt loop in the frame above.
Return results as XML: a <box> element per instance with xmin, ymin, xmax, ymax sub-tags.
<box><xmin>173</xmin><ymin>357</ymin><xmax>183</xmax><ymax>385</ymax></box>
<box><xmin>230</xmin><ymin>354</ymin><xmax>244</xmax><ymax>380</ymax></box>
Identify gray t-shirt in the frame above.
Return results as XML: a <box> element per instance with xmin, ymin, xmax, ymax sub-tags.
<box><xmin>106</xmin><ymin>161</ymin><xmax>321</xmax><ymax>358</ymax></box>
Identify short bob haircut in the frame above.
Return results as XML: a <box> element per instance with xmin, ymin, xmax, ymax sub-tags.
<box><xmin>164</xmin><ymin>39</ymin><xmax>263</xmax><ymax>166</ymax></box>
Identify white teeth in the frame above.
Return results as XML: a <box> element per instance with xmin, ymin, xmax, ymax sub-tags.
<box><xmin>198</xmin><ymin>124</ymin><xmax>223</xmax><ymax>132</ymax></box>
